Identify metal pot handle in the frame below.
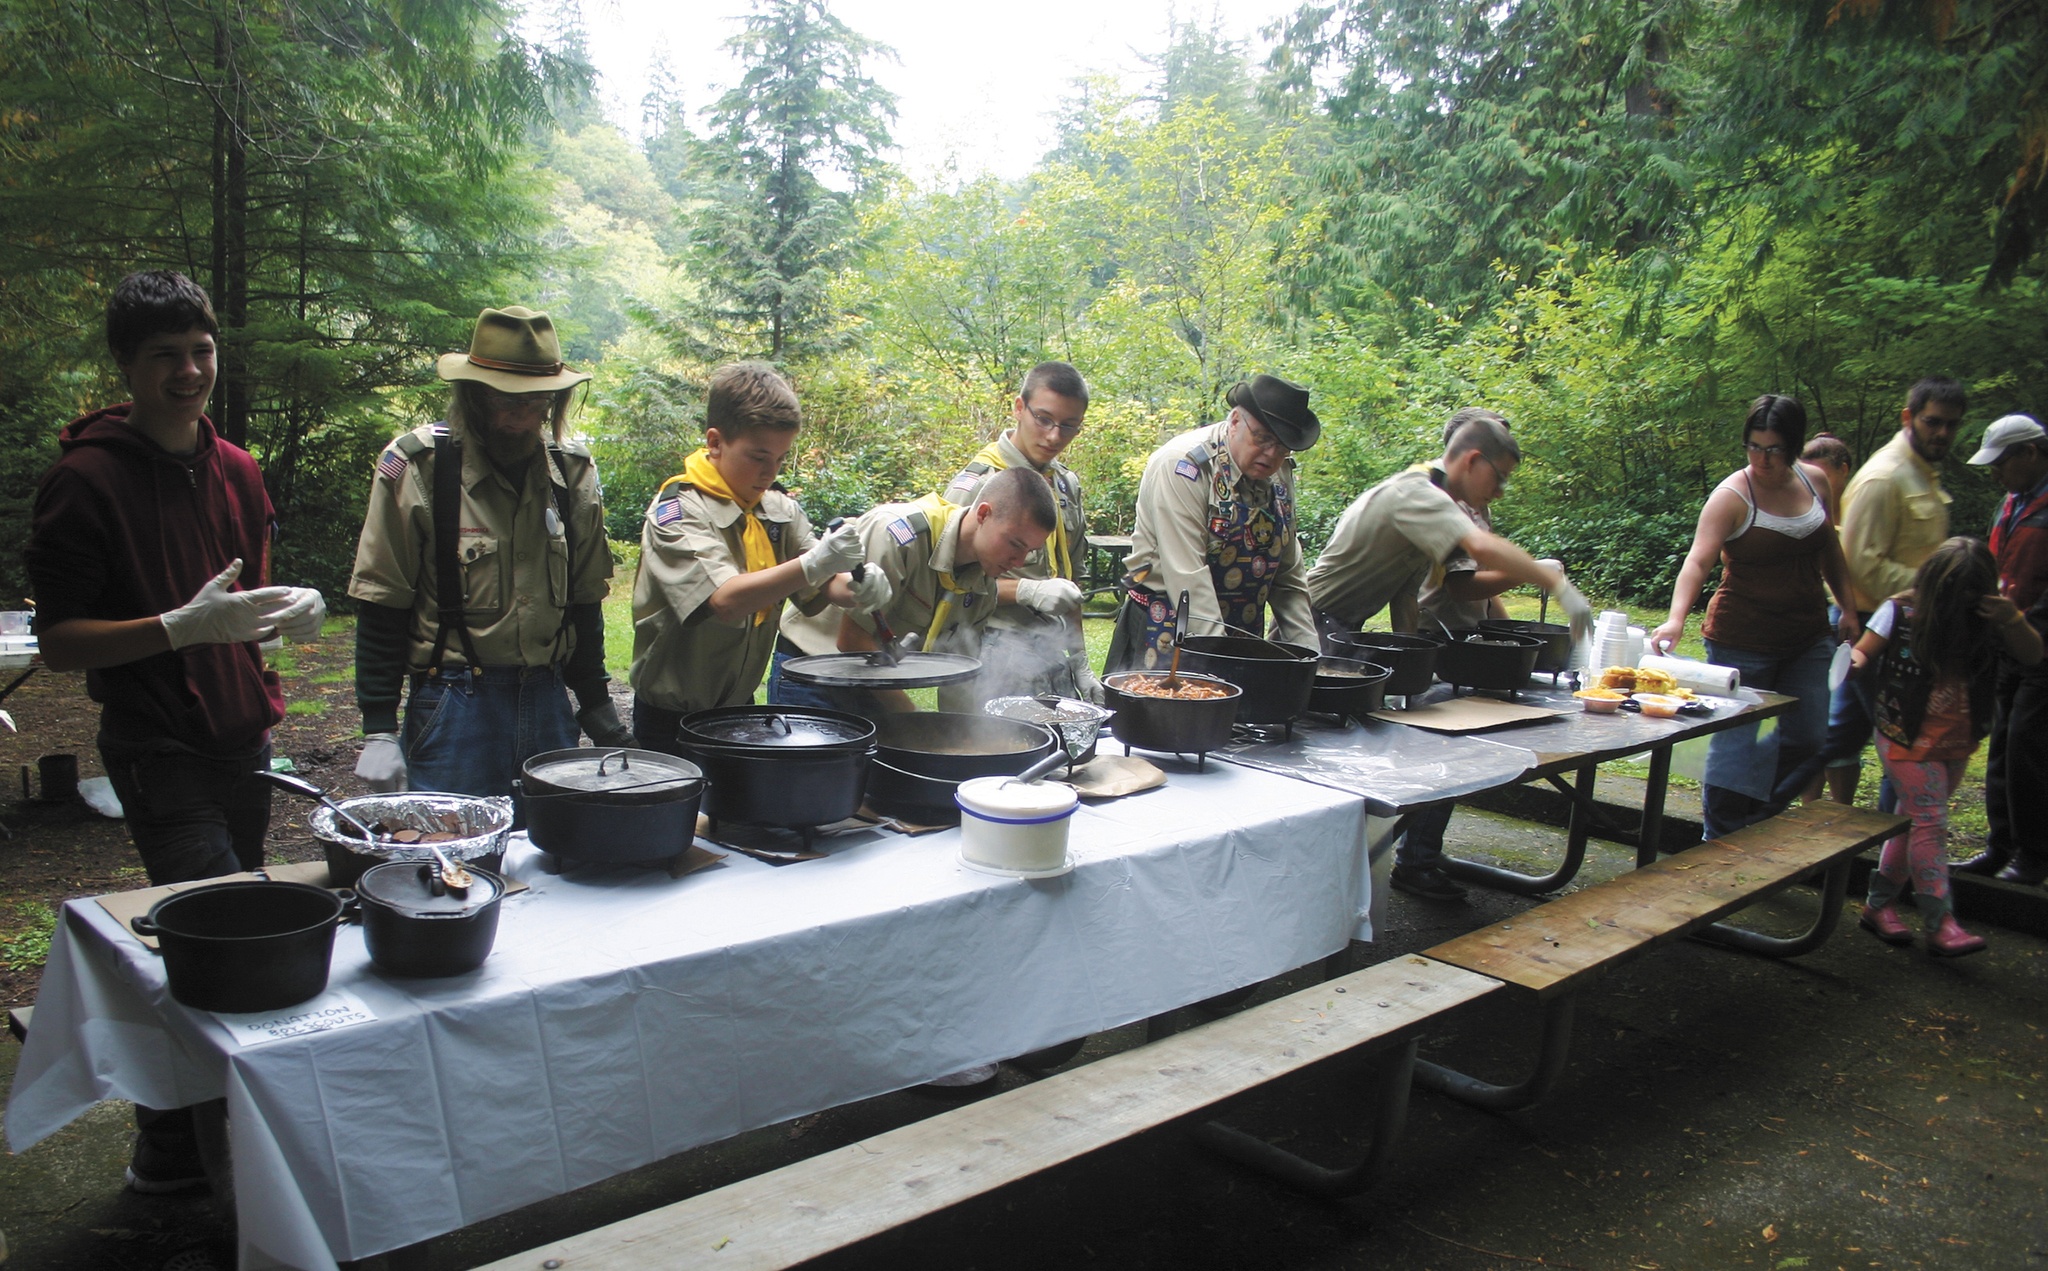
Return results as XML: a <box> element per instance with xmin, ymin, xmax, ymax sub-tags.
<box><xmin>129</xmin><ymin>914</ymin><xmax>159</xmax><ymax>939</ymax></box>
<box><xmin>596</xmin><ymin>750</ymin><xmax>631</xmax><ymax>777</ymax></box>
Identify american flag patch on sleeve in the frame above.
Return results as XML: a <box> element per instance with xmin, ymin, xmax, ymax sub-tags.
<box><xmin>1174</xmin><ymin>459</ymin><xmax>1200</xmax><ymax>481</ymax></box>
<box><xmin>946</xmin><ymin>475</ymin><xmax>977</xmax><ymax>503</ymax></box>
<box><xmin>888</xmin><ymin>517</ymin><xmax>916</xmax><ymax>545</ymax></box>
<box><xmin>376</xmin><ymin>449</ymin><xmax>408</xmax><ymax>482</ymax></box>
<box><xmin>653</xmin><ymin>498</ymin><xmax>684</xmax><ymax>527</ymax></box>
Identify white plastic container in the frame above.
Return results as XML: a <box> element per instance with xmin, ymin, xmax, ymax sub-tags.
<box><xmin>954</xmin><ymin>775</ymin><xmax>1078</xmax><ymax>878</ymax></box>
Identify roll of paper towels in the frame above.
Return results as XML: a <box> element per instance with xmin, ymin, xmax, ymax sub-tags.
<box><xmin>1636</xmin><ymin>653</ymin><xmax>1741</xmax><ymax>695</ymax></box>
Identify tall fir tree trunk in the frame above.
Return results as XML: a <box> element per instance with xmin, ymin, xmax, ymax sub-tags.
<box><xmin>210</xmin><ymin>16</ymin><xmax>249</xmax><ymax>447</ymax></box>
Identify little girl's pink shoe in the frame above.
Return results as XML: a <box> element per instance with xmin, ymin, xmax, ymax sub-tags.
<box><xmin>1858</xmin><ymin>904</ymin><xmax>1913</xmax><ymax>946</ymax></box>
<box><xmin>1926</xmin><ymin>914</ymin><xmax>1987</xmax><ymax>958</ymax></box>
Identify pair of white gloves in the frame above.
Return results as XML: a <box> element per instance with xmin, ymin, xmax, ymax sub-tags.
<box><xmin>1534</xmin><ymin>559</ymin><xmax>1595</xmax><ymax>649</ymax></box>
<box><xmin>161</xmin><ymin>559</ymin><xmax>326</xmax><ymax>650</ymax></box>
<box><xmin>798</xmin><ymin>522</ymin><xmax>893</xmax><ymax>610</ymax></box>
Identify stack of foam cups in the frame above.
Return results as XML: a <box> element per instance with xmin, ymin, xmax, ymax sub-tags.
<box><xmin>1589</xmin><ymin>610</ymin><xmax>1632</xmax><ymax>673</ymax></box>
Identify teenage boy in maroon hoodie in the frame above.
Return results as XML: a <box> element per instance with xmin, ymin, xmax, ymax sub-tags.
<box><xmin>26</xmin><ymin>270</ymin><xmax>326</xmax><ymax>1194</ymax></box>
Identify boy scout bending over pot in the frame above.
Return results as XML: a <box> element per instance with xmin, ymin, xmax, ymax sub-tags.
<box><xmin>627</xmin><ymin>363</ymin><xmax>891</xmax><ymax>754</ymax></box>
<box><xmin>350</xmin><ymin>306</ymin><xmax>631</xmax><ymax>799</ymax></box>
<box><xmin>770</xmin><ymin>468</ymin><xmax>1059</xmax><ymax>716</ymax></box>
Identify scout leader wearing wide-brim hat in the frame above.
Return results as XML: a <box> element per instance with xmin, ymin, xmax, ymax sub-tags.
<box><xmin>1105</xmin><ymin>374</ymin><xmax>1322</xmax><ymax>674</ymax></box>
<box><xmin>436</xmin><ymin>306</ymin><xmax>594</xmax><ymax>395</ymax></box>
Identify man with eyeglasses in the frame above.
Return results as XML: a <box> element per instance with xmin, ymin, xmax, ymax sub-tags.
<box><xmin>940</xmin><ymin>362</ymin><xmax>1097</xmax><ymax>704</ymax></box>
<box><xmin>1106</xmin><ymin>375</ymin><xmax>1321</xmax><ymax>672</ymax></box>
<box><xmin>1958</xmin><ymin>414</ymin><xmax>2048</xmax><ymax>884</ymax></box>
<box><xmin>1810</xmin><ymin>377</ymin><xmax>1964</xmax><ymax>808</ymax></box>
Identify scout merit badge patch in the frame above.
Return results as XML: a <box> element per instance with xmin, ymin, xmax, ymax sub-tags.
<box><xmin>888</xmin><ymin>517</ymin><xmax>916</xmax><ymax>546</ymax></box>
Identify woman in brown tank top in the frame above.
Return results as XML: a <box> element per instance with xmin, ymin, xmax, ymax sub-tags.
<box><xmin>1650</xmin><ymin>395</ymin><xmax>1861</xmax><ymax>839</ymax></box>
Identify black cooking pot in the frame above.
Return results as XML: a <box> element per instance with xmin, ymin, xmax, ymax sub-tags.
<box><xmin>866</xmin><ymin>713</ymin><xmax>1060</xmax><ymax>820</ymax></box>
<box><xmin>1308</xmin><ymin>657</ymin><xmax>1392</xmax><ymax>720</ymax></box>
<box><xmin>678</xmin><ymin>706</ymin><xmax>876</xmax><ymax>829</ymax></box>
<box><xmin>517</xmin><ymin>748</ymin><xmax>704</xmax><ymax>863</ymax></box>
<box><xmin>347</xmin><ymin>861</ymin><xmax>504</xmax><ymax>978</ymax></box>
<box><xmin>1174</xmin><ymin>635</ymin><xmax>1319</xmax><ymax>724</ymax></box>
<box><xmin>1436</xmin><ymin>629</ymin><xmax>1545</xmax><ymax>690</ymax></box>
<box><xmin>1330</xmin><ymin>631</ymin><xmax>1443</xmax><ymax>698</ymax></box>
<box><xmin>1478</xmin><ymin>619</ymin><xmax>1574</xmax><ymax>674</ymax></box>
<box><xmin>1102</xmin><ymin>671</ymin><xmax>1242</xmax><ymax>756</ymax></box>
<box><xmin>131</xmin><ymin>881</ymin><xmax>343</xmax><ymax>1013</ymax></box>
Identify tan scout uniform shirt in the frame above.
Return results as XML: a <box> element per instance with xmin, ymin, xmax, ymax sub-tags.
<box><xmin>629</xmin><ymin>480</ymin><xmax>825</xmax><ymax>714</ymax></box>
<box><xmin>779</xmin><ymin>499</ymin><xmax>997</xmax><ymax>659</ymax></box>
<box><xmin>1840</xmin><ymin>429</ymin><xmax>1952</xmax><ymax>613</ymax></box>
<box><xmin>942</xmin><ymin>430</ymin><xmax>1087</xmax><ymax>634</ymax></box>
<box><xmin>1306</xmin><ymin>465</ymin><xmax>1476</xmax><ymax>629</ymax></box>
<box><xmin>348</xmin><ymin>423</ymin><xmax>612</xmax><ymax>670</ymax></box>
<box><xmin>1123</xmin><ymin>420</ymin><xmax>1315</xmax><ymax>646</ymax></box>
<box><xmin>1418</xmin><ymin>496</ymin><xmax>1492</xmax><ymax>629</ymax></box>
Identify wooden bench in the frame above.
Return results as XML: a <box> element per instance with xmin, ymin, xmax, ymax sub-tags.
<box><xmin>475</xmin><ymin>955</ymin><xmax>1499</xmax><ymax>1271</ymax></box>
<box><xmin>1416</xmin><ymin>801</ymin><xmax>1906</xmax><ymax>1112</ymax></box>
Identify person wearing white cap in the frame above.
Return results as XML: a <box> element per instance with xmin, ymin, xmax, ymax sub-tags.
<box><xmin>1957</xmin><ymin>413</ymin><xmax>2048</xmax><ymax>884</ymax></box>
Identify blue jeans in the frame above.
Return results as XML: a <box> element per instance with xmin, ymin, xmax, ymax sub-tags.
<box><xmin>1394</xmin><ymin>800</ymin><xmax>1456</xmax><ymax>870</ymax></box>
<box><xmin>403</xmin><ymin>665</ymin><xmax>578</xmax><ymax>803</ymax></box>
<box><xmin>1701</xmin><ymin>634</ymin><xmax>1832</xmax><ymax>840</ymax></box>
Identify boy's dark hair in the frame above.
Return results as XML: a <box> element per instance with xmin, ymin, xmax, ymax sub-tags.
<box><xmin>1906</xmin><ymin>376</ymin><xmax>1966</xmax><ymax>416</ymax></box>
<box><xmin>707</xmin><ymin>362</ymin><xmax>801</xmax><ymax>437</ymax></box>
<box><xmin>1019</xmin><ymin>361</ymin><xmax>1089</xmax><ymax>408</ymax></box>
<box><xmin>977</xmin><ymin>465</ymin><xmax>1058</xmax><ymax>532</ymax></box>
<box><xmin>106</xmin><ymin>270</ymin><xmax>218</xmax><ymax>363</ymax></box>
<box><xmin>1444</xmin><ymin>413</ymin><xmax>1521</xmax><ymax>465</ymax></box>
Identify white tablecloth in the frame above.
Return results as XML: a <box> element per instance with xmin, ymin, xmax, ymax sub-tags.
<box><xmin>7</xmin><ymin>760</ymin><xmax>1368</xmax><ymax>1270</ymax></box>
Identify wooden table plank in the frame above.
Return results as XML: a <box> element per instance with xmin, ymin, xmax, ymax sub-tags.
<box><xmin>1424</xmin><ymin>803</ymin><xmax>1905</xmax><ymax>1001</ymax></box>
<box><xmin>474</xmin><ymin>956</ymin><xmax>1499</xmax><ymax>1271</ymax></box>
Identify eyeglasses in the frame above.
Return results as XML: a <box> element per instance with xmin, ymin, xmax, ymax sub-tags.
<box><xmin>1744</xmin><ymin>441</ymin><xmax>1789</xmax><ymax>459</ymax></box>
<box><xmin>1234</xmin><ymin>413</ymin><xmax>1288</xmax><ymax>456</ymax></box>
<box><xmin>1478</xmin><ymin>453</ymin><xmax>1510</xmax><ymax>489</ymax></box>
<box><xmin>1020</xmin><ymin>403</ymin><xmax>1083</xmax><ymax>437</ymax></box>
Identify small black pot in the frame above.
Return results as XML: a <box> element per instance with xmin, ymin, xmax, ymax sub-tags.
<box><xmin>866</xmin><ymin>713</ymin><xmax>1060</xmax><ymax>821</ymax></box>
<box><xmin>1102</xmin><ymin>671</ymin><xmax>1243</xmax><ymax>756</ymax></box>
<box><xmin>678</xmin><ymin>706</ymin><xmax>877</xmax><ymax>829</ymax></box>
<box><xmin>519</xmin><ymin>748</ymin><xmax>704</xmax><ymax>864</ymax></box>
<box><xmin>1331</xmin><ymin>632</ymin><xmax>1443</xmax><ymax>697</ymax></box>
<box><xmin>1478</xmin><ymin>619</ymin><xmax>1573</xmax><ymax>674</ymax></box>
<box><xmin>1308</xmin><ymin>657</ymin><xmax>1392</xmax><ymax>720</ymax></box>
<box><xmin>1436</xmin><ymin>629</ymin><xmax>1545</xmax><ymax>691</ymax></box>
<box><xmin>348</xmin><ymin>861</ymin><xmax>504</xmax><ymax>978</ymax></box>
<box><xmin>1174</xmin><ymin>635</ymin><xmax>1320</xmax><ymax>724</ymax></box>
<box><xmin>131</xmin><ymin>881</ymin><xmax>343</xmax><ymax>1013</ymax></box>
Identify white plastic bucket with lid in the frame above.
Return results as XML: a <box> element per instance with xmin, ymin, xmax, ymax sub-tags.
<box><xmin>954</xmin><ymin>775</ymin><xmax>1078</xmax><ymax>878</ymax></box>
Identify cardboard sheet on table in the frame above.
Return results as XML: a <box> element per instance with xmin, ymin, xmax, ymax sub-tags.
<box><xmin>1067</xmin><ymin>754</ymin><xmax>1166</xmax><ymax>799</ymax></box>
<box><xmin>1370</xmin><ymin>696</ymin><xmax>1569</xmax><ymax>733</ymax></box>
<box><xmin>100</xmin><ymin>859</ymin><xmax>530</xmax><ymax>950</ymax></box>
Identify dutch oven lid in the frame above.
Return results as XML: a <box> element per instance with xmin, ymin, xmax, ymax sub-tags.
<box><xmin>522</xmin><ymin>747</ymin><xmax>703</xmax><ymax>792</ymax></box>
<box><xmin>356</xmin><ymin>860</ymin><xmax>502</xmax><ymax>916</ymax></box>
<box><xmin>684</xmin><ymin>709</ymin><xmax>874</xmax><ymax>747</ymax></box>
<box><xmin>778</xmin><ymin>651</ymin><xmax>982</xmax><ymax>689</ymax></box>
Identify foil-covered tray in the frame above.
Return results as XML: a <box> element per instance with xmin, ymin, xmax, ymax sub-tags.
<box><xmin>310</xmin><ymin>793</ymin><xmax>514</xmax><ymax>862</ymax></box>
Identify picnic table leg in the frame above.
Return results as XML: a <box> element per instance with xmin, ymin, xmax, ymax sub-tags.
<box><xmin>1691</xmin><ymin>857</ymin><xmax>1850</xmax><ymax>958</ymax></box>
<box><xmin>1192</xmin><ymin>1037</ymin><xmax>1419</xmax><ymax>1198</ymax></box>
<box><xmin>1438</xmin><ymin>763</ymin><xmax>1596</xmax><ymax>895</ymax></box>
<box><xmin>1635</xmin><ymin>745</ymin><xmax>1673</xmax><ymax>867</ymax></box>
<box><xmin>1410</xmin><ymin>995</ymin><xmax>1576</xmax><ymax>1113</ymax></box>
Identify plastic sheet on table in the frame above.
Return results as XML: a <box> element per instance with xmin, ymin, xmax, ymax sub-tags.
<box><xmin>1214</xmin><ymin>715</ymin><xmax>1537</xmax><ymax>816</ymax></box>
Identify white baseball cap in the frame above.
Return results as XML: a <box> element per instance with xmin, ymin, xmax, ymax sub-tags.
<box><xmin>1967</xmin><ymin>413</ymin><xmax>2048</xmax><ymax>465</ymax></box>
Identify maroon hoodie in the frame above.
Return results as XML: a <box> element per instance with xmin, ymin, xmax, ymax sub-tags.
<box><xmin>27</xmin><ymin>405</ymin><xmax>285</xmax><ymax>753</ymax></box>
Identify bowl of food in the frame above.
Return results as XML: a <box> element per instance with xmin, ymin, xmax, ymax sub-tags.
<box><xmin>1572</xmin><ymin>688</ymin><xmax>1627</xmax><ymax>714</ymax></box>
<box><xmin>1632</xmin><ymin>692</ymin><xmax>1685</xmax><ymax>719</ymax></box>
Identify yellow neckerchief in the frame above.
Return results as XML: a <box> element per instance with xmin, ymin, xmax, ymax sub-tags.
<box><xmin>678</xmin><ymin>447</ymin><xmax>776</xmax><ymax>626</ymax></box>
<box><xmin>911</xmin><ymin>492</ymin><xmax>975</xmax><ymax>648</ymax></box>
<box><xmin>974</xmin><ymin>437</ymin><xmax>1075</xmax><ymax>584</ymax></box>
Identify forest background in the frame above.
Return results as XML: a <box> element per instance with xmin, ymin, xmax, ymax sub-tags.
<box><xmin>4</xmin><ymin>0</ymin><xmax>2047</xmax><ymax>610</ymax></box>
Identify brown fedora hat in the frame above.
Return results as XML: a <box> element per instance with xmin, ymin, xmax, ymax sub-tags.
<box><xmin>1226</xmin><ymin>374</ymin><xmax>1320</xmax><ymax>450</ymax></box>
<box><xmin>436</xmin><ymin>306</ymin><xmax>592</xmax><ymax>393</ymax></box>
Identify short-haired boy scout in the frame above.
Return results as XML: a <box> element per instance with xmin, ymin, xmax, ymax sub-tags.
<box><xmin>941</xmin><ymin>361</ymin><xmax>1097</xmax><ymax>704</ymax></box>
<box><xmin>627</xmin><ymin>362</ymin><xmax>890</xmax><ymax>754</ymax></box>
<box><xmin>771</xmin><ymin>467</ymin><xmax>1060</xmax><ymax>715</ymax></box>
<box><xmin>349</xmin><ymin>306</ymin><xmax>633</xmax><ymax>798</ymax></box>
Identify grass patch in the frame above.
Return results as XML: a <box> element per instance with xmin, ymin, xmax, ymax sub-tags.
<box><xmin>268</xmin><ymin>645</ymin><xmax>300</xmax><ymax>675</ymax></box>
<box><xmin>285</xmin><ymin>699</ymin><xmax>328</xmax><ymax>716</ymax></box>
<box><xmin>311</xmin><ymin>668</ymin><xmax>352</xmax><ymax>685</ymax></box>
<box><xmin>0</xmin><ymin>902</ymin><xmax>57</xmax><ymax>971</ymax></box>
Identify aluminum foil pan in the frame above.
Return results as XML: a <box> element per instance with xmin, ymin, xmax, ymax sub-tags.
<box><xmin>984</xmin><ymin>695</ymin><xmax>1114</xmax><ymax>760</ymax></box>
<box><xmin>310</xmin><ymin>793</ymin><xmax>514</xmax><ymax>863</ymax></box>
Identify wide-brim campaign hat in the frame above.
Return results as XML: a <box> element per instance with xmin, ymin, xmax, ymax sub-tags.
<box><xmin>437</xmin><ymin>306</ymin><xmax>592</xmax><ymax>394</ymax></box>
<box><xmin>1967</xmin><ymin>413</ymin><xmax>2047</xmax><ymax>465</ymax></box>
<box><xmin>1226</xmin><ymin>374</ymin><xmax>1321</xmax><ymax>450</ymax></box>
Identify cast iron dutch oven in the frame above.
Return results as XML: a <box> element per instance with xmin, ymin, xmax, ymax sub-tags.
<box><xmin>347</xmin><ymin>860</ymin><xmax>505</xmax><ymax>978</ymax></box>
<box><xmin>866</xmin><ymin>713</ymin><xmax>1061</xmax><ymax>821</ymax></box>
<box><xmin>1102</xmin><ymin>671</ymin><xmax>1242</xmax><ymax>756</ymax></box>
<box><xmin>1308</xmin><ymin>656</ymin><xmax>1393</xmax><ymax>720</ymax></box>
<box><xmin>1173</xmin><ymin>635</ymin><xmax>1320</xmax><ymax>724</ymax></box>
<box><xmin>1435</xmin><ymin>628</ymin><xmax>1545</xmax><ymax>691</ymax></box>
<box><xmin>1330</xmin><ymin>631</ymin><xmax>1443</xmax><ymax>698</ymax></box>
<box><xmin>517</xmin><ymin>747</ymin><xmax>705</xmax><ymax>863</ymax></box>
<box><xmin>1478</xmin><ymin>618</ymin><xmax>1574</xmax><ymax>675</ymax></box>
<box><xmin>677</xmin><ymin>706</ymin><xmax>877</xmax><ymax>829</ymax></box>
<box><xmin>131</xmin><ymin>880</ymin><xmax>344</xmax><ymax>1013</ymax></box>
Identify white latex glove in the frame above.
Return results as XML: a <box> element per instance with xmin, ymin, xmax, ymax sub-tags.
<box><xmin>799</xmin><ymin>521</ymin><xmax>867</xmax><ymax>587</ymax></box>
<box><xmin>160</xmin><ymin>559</ymin><xmax>299</xmax><ymax>650</ymax></box>
<box><xmin>1015</xmin><ymin>577</ymin><xmax>1083</xmax><ymax>615</ymax></box>
<box><xmin>849</xmin><ymin>567</ymin><xmax>893</xmax><ymax>611</ymax></box>
<box><xmin>356</xmin><ymin>732</ymin><xmax>407</xmax><ymax>792</ymax></box>
<box><xmin>1554</xmin><ymin>576</ymin><xmax>1594</xmax><ymax>649</ymax></box>
<box><xmin>270</xmin><ymin>588</ymin><xmax>327</xmax><ymax>642</ymax></box>
<box><xmin>1072</xmin><ymin>658</ymin><xmax>1104</xmax><ymax>705</ymax></box>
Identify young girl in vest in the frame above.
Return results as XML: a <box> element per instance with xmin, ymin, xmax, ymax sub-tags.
<box><xmin>1853</xmin><ymin>536</ymin><xmax>2042</xmax><ymax>955</ymax></box>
